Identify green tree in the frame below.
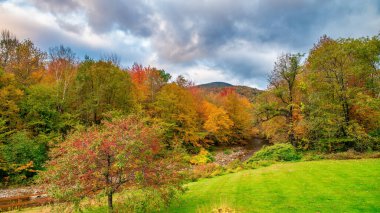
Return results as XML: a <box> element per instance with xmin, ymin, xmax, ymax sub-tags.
<box><xmin>303</xmin><ymin>35</ymin><xmax>380</xmax><ymax>150</ymax></box>
<box><xmin>73</xmin><ymin>59</ymin><xmax>136</xmax><ymax>124</ymax></box>
<box><xmin>267</xmin><ymin>53</ymin><xmax>303</xmax><ymax>146</ymax></box>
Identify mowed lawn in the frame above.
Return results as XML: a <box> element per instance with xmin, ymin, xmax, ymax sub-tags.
<box><xmin>166</xmin><ymin>159</ymin><xmax>380</xmax><ymax>213</ymax></box>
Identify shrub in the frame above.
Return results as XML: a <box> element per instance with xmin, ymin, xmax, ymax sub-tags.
<box><xmin>247</xmin><ymin>143</ymin><xmax>301</xmax><ymax>162</ymax></box>
<box><xmin>1</xmin><ymin>132</ymin><xmax>48</xmax><ymax>170</ymax></box>
<box><xmin>190</xmin><ymin>163</ymin><xmax>224</xmax><ymax>180</ymax></box>
<box><xmin>324</xmin><ymin>149</ymin><xmax>380</xmax><ymax>160</ymax></box>
<box><xmin>223</xmin><ymin>149</ymin><xmax>232</xmax><ymax>155</ymax></box>
<box><xmin>0</xmin><ymin>131</ymin><xmax>48</xmax><ymax>184</ymax></box>
<box><xmin>245</xmin><ymin>160</ymin><xmax>275</xmax><ymax>169</ymax></box>
<box><xmin>301</xmin><ymin>152</ymin><xmax>324</xmax><ymax>161</ymax></box>
<box><xmin>313</xmin><ymin>137</ymin><xmax>380</xmax><ymax>153</ymax></box>
<box><xmin>190</xmin><ymin>148</ymin><xmax>214</xmax><ymax>165</ymax></box>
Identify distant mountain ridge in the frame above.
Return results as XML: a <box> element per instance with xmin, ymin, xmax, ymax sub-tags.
<box><xmin>198</xmin><ymin>82</ymin><xmax>233</xmax><ymax>88</ymax></box>
<box><xmin>197</xmin><ymin>82</ymin><xmax>262</xmax><ymax>102</ymax></box>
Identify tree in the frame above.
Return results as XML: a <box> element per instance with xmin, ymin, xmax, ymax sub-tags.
<box><xmin>202</xmin><ymin>101</ymin><xmax>233</xmax><ymax>144</ymax></box>
<box><xmin>39</xmin><ymin>117</ymin><xmax>187</xmax><ymax>212</ymax></box>
<box><xmin>47</xmin><ymin>45</ymin><xmax>77</xmax><ymax>113</ymax></box>
<box><xmin>73</xmin><ymin>59</ymin><xmax>136</xmax><ymax>124</ymax></box>
<box><xmin>154</xmin><ymin>83</ymin><xmax>202</xmax><ymax>148</ymax></box>
<box><xmin>306</xmin><ymin>36</ymin><xmax>380</xmax><ymax>139</ymax></box>
<box><xmin>264</xmin><ymin>53</ymin><xmax>303</xmax><ymax>146</ymax></box>
<box><xmin>8</xmin><ymin>39</ymin><xmax>46</xmax><ymax>86</ymax></box>
<box><xmin>220</xmin><ymin>89</ymin><xmax>253</xmax><ymax>144</ymax></box>
<box><xmin>0</xmin><ymin>68</ymin><xmax>23</xmax><ymax>133</ymax></box>
<box><xmin>19</xmin><ymin>84</ymin><xmax>76</xmax><ymax>136</ymax></box>
<box><xmin>129</xmin><ymin>63</ymin><xmax>171</xmax><ymax>105</ymax></box>
<box><xmin>0</xmin><ymin>30</ymin><xmax>19</xmax><ymax>70</ymax></box>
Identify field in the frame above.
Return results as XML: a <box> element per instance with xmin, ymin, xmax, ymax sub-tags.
<box><xmin>166</xmin><ymin>159</ymin><xmax>380</xmax><ymax>212</ymax></box>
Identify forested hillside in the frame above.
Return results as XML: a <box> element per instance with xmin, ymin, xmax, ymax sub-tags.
<box><xmin>198</xmin><ymin>82</ymin><xmax>262</xmax><ymax>102</ymax></box>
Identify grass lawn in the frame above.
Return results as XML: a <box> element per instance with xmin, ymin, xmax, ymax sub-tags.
<box><xmin>166</xmin><ymin>159</ymin><xmax>380</xmax><ymax>213</ymax></box>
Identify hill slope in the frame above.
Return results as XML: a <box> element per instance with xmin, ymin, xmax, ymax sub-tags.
<box><xmin>198</xmin><ymin>82</ymin><xmax>233</xmax><ymax>88</ymax></box>
<box><xmin>167</xmin><ymin>159</ymin><xmax>380</xmax><ymax>212</ymax></box>
<box><xmin>197</xmin><ymin>82</ymin><xmax>262</xmax><ymax>102</ymax></box>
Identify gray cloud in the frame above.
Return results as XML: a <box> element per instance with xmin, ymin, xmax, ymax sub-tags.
<box><xmin>3</xmin><ymin>0</ymin><xmax>380</xmax><ymax>88</ymax></box>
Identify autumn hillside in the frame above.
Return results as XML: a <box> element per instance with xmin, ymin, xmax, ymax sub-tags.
<box><xmin>198</xmin><ymin>82</ymin><xmax>262</xmax><ymax>102</ymax></box>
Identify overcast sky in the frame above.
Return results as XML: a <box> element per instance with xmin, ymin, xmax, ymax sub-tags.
<box><xmin>1</xmin><ymin>0</ymin><xmax>379</xmax><ymax>89</ymax></box>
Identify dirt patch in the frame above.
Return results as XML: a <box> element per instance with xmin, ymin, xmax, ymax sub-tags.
<box><xmin>213</xmin><ymin>138</ymin><xmax>269</xmax><ymax>166</ymax></box>
<box><xmin>0</xmin><ymin>186</ymin><xmax>43</xmax><ymax>199</ymax></box>
<box><xmin>0</xmin><ymin>186</ymin><xmax>44</xmax><ymax>199</ymax></box>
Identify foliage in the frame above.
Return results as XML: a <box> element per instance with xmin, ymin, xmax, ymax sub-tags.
<box><xmin>220</xmin><ymin>90</ymin><xmax>253</xmax><ymax>144</ymax></box>
<box><xmin>0</xmin><ymin>68</ymin><xmax>23</xmax><ymax>132</ymax></box>
<box><xmin>189</xmin><ymin>148</ymin><xmax>215</xmax><ymax>165</ymax></box>
<box><xmin>19</xmin><ymin>84</ymin><xmax>75</xmax><ymax>136</ymax></box>
<box><xmin>82</xmin><ymin>187</ymin><xmax>184</xmax><ymax>213</ymax></box>
<box><xmin>0</xmin><ymin>131</ymin><xmax>48</xmax><ymax>184</ymax></box>
<box><xmin>190</xmin><ymin>163</ymin><xmax>225</xmax><ymax>180</ymax></box>
<box><xmin>202</xmin><ymin>101</ymin><xmax>233</xmax><ymax>144</ymax></box>
<box><xmin>39</xmin><ymin>116</ymin><xmax>188</xmax><ymax>211</ymax></box>
<box><xmin>247</xmin><ymin>143</ymin><xmax>301</xmax><ymax>162</ymax></box>
<box><xmin>73</xmin><ymin>59</ymin><xmax>136</xmax><ymax>124</ymax></box>
<box><xmin>154</xmin><ymin>83</ymin><xmax>202</xmax><ymax>147</ymax></box>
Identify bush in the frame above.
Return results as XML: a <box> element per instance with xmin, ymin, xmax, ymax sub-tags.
<box><xmin>190</xmin><ymin>163</ymin><xmax>224</xmax><ymax>180</ymax></box>
<box><xmin>1</xmin><ymin>132</ymin><xmax>48</xmax><ymax>170</ymax></box>
<box><xmin>247</xmin><ymin>143</ymin><xmax>301</xmax><ymax>162</ymax></box>
<box><xmin>324</xmin><ymin>150</ymin><xmax>380</xmax><ymax>160</ymax></box>
<box><xmin>223</xmin><ymin>149</ymin><xmax>232</xmax><ymax>155</ymax></box>
<box><xmin>190</xmin><ymin>148</ymin><xmax>214</xmax><ymax>165</ymax></box>
<box><xmin>301</xmin><ymin>152</ymin><xmax>324</xmax><ymax>161</ymax></box>
<box><xmin>313</xmin><ymin>137</ymin><xmax>380</xmax><ymax>153</ymax></box>
<box><xmin>0</xmin><ymin>131</ymin><xmax>48</xmax><ymax>184</ymax></box>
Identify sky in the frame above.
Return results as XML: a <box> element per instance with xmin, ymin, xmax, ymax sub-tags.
<box><xmin>1</xmin><ymin>0</ymin><xmax>379</xmax><ymax>89</ymax></box>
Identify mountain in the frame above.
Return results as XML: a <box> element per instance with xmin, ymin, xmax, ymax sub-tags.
<box><xmin>198</xmin><ymin>82</ymin><xmax>233</xmax><ymax>88</ymax></box>
<box><xmin>197</xmin><ymin>82</ymin><xmax>262</xmax><ymax>102</ymax></box>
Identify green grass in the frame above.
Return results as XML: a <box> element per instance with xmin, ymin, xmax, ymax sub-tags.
<box><xmin>166</xmin><ymin>159</ymin><xmax>380</xmax><ymax>212</ymax></box>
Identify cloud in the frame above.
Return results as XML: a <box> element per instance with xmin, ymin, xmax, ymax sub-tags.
<box><xmin>1</xmin><ymin>0</ymin><xmax>380</xmax><ymax>89</ymax></box>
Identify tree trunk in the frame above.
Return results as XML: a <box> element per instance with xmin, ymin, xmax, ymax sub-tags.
<box><xmin>107</xmin><ymin>192</ymin><xmax>113</xmax><ymax>212</ymax></box>
<box><xmin>288</xmin><ymin>91</ymin><xmax>296</xmax><ymax>147</ymax></box>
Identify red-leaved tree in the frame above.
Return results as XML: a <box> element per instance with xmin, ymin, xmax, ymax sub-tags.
<box><xmin>39</xmin><ymin>116</ymin><xmax>187</xmax><ymax>211</ymax></box>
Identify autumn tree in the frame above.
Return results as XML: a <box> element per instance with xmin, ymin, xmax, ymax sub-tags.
<box><xmin>266</xmin><ymin>53</ymin><xmax>303</xmax><ymax>146</ymax></box>
<box><xmin>9</xmin><ymin>40</ymin><xmax>46</xmax><ymax>86</ymax></box>
<box><xmin>220</xmin><ymin>89</ymin><xmax>253</xmax><ymax>144</ymax></box>
<box><xmin>154</xmin><ymin>83</ymin><xmax>202</xmax><ymax>148</ymax></box>
<box><xmin>129</xmin><ymin>63</ymin><xmax>171</xmax><ymax>105</ymax></box>
<box><xmin>0</xmin><ymin>30</ymin><xmax>18</xmax><ymax>70</ymax></box>
<box><xmin>0</xmin><ymin>68</ymin><xmax>23</xmax><ymax>133</ymax></box>
<box><xmin>39</xmin><ymin>117</ymin><xmax>187</xmax><ymax>212</ymax></box>
<box><xmin>47</xmin><ymin>45</ymin><xmax>77</xmax><ymax>113</ymax></box>
<box><xmin>202</xmin><ymin>101</ymin><xmax>233</xmax><ymax>144</ymax></box>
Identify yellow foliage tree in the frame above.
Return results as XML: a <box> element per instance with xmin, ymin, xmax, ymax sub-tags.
<box><xmin>154</xmin><ymin>83</ymin><xmax>202</xmax><ymax>147</ymax></box>
<box><xmin>221</xmin><ymin>91</ymin><xmax>253</xmax><ymax>144</ymax></box>
<box><xmin>202</xmin><ymin>101</ymin><xmax>233</xmax><ymax>144</ymax></box>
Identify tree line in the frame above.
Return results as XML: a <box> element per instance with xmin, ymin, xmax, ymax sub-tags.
<box><xmin>0</xmin><ymin>30</ymin><xmax>253</xmax><ymax>185</ymax></box>
<box><xmin>254</xmin><ymin>35</ymin><xmax>380</xmax><ymax>152</ymax></box>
